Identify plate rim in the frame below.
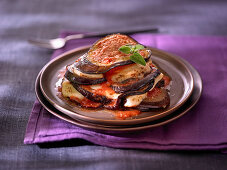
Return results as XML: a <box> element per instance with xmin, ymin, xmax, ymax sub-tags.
<box><xmin>39</xmin><ymin>46</ymin><xmax>195</xmax><ymax>125</ymax></box>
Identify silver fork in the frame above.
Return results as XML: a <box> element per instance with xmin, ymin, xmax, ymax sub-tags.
<box><xmin>28</xmin><ymin>28</ymin><xmax>159</xmax><ymax>49</ymax></box>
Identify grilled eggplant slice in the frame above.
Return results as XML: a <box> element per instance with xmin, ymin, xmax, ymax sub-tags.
<box><xmin>75</xmin><ymin>51</ymin><xmax>151</xmax><ymax>74</ymax></box>
<box><xmin>111</xmin><ymin>69</ymin><xmax>161</xmax><ymax>93</ymax></box>
<box><xmin>136</xmin><ymin>88</ymin><xmax>170</xmax><ymax>111</ymax></box>
<box><xmin>111</xmin><ymin>72</ymin><xmax>164</xmax><ymax>108</ymax></box>
<box><xmin>65</xmin><ymin>66</ymin><xmax>106</xmax><ymax>85</ymax></box>
<box><xmin>75</xmin><ymin>34</ymin><xmax>152</xmax><ymax>74</ymax></box>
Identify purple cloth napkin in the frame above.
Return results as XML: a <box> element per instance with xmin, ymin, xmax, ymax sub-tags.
<box><xmin>24</xmin><ymin>32</ymin><xmax>227</xmax><ymax>152</ymax></box>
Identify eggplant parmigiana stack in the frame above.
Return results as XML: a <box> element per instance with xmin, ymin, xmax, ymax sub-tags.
<box><xmin>58</xmin><ymin>34</ymin><xmax>171</xmax><ymax>118</ymax></box>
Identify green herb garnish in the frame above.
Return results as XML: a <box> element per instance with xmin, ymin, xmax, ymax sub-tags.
<box><xmin>119</xmin><ymin>44</ymin><xmax>146</xmax><ymax>66</ymax></box>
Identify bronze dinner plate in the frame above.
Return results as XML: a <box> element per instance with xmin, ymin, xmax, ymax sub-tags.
<box><xmin>40</xmin><ymin>46</ymin><xmax>194</xmax><ymax>126</ymax></box>
<box><xmin>35</xmin><ymin>57</ymin><xmax>202</xmax><ymax>131</ymax></box>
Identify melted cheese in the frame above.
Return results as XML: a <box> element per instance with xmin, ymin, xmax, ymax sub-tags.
<box><xmin>61</xmin><ymin>80</ymin><xmax>84</xmax><ymax>100</ymax></box>
<box><xmin>89</xmin><ymin>84</ymin><xmax>121</xmax><ymax>99</ymax></box>
<box><xmin>105</xmin><ymin>91</ymin><xmax>121</xmax><ymax>99</ymax></box>
<box><xmin>124</xmin><ymin>93</ymin><xmax>147</xmax><ymax>107</ymax></box>
<box><xmin>89</xmin><ymin>84</ymin><xmax>102</xmax><ymax>90</ymax></box>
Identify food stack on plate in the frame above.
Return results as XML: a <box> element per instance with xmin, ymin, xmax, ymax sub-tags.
<box><xmin>59</xmin><ymin>34</ymin><xmax>170</xmax><ymax>119</ymax></box>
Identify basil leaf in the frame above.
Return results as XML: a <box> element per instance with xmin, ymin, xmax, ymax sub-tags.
<box><xmin>135</xmin><ymin>44</ymin><xmax>144</xmax><ymax>51</ymax></box>
<box><xmin>119</xmin><ymin>46</ymin><xmax>131</xmax><ymax>54</ymax></box>
<box><xmin>130</xmin><ymin>52</ymin><xmax>146</xmax><ymax>66</ymax></box>
<box><xmin>119</xmin><ymin>44</ymin><xmax>146</xmax><ymax>66</ymax></box>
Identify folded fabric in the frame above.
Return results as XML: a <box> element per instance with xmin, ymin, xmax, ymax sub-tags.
<box><xmin>24</xmin><ymin>32</ymin><xmax>227</xmax><ymax>152</ymax></box>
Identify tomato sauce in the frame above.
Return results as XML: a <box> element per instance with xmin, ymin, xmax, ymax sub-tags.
<box><xmin>115</xmin><ymin>110</ymin><xmax>141</xmax><ymax>120</ymax></box>
<box><xmin>93</xmin><ymin>82</ymin><xmax>115</xmax><ymax>96</ymax></box>
<box><xmin>75</xmin><ymin>57</ymin><xmax>81</xmax><ymax>62</ymax></box>
<box><xmin>162</xmin><ymin>75</ymin><xmax>171</xmax><ymax>87</ymax></box>
<box><xmin>81</xmin><ymin>82</ymin><xmax>115</xmax><ymax>96</ymax></box>
<box><xmin>105</xmin><ymin>64</ymin><xmax>132</xmax><ymax>83</ymax></box>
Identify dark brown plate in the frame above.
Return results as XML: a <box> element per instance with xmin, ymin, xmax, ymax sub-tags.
<box><xmin>40</xmin><ymin>46</ymin><xmax>194</xmax><ymax>126</ymax></box>
<box><xmin>35</xmin><ymin>57</ymin><xmax>202</xmax><ymax>131</ymax></box>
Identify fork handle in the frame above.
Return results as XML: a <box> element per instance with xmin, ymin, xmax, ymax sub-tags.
<box><xmin>65</xmin><ymin>28</ymin><xmax>159</xmax><ymax>41</ymax></box>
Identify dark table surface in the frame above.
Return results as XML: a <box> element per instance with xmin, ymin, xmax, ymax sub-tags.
<box><xmin>1</xmin><ymin>0</ymin><xmax>227</xmax><ymax>169</ymax></box>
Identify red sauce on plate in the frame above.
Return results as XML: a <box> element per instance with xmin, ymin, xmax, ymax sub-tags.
<box><xmin>115</xmin><ymin>110</ymin><xmax>141</xmax><ymax>120</ymax></box>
